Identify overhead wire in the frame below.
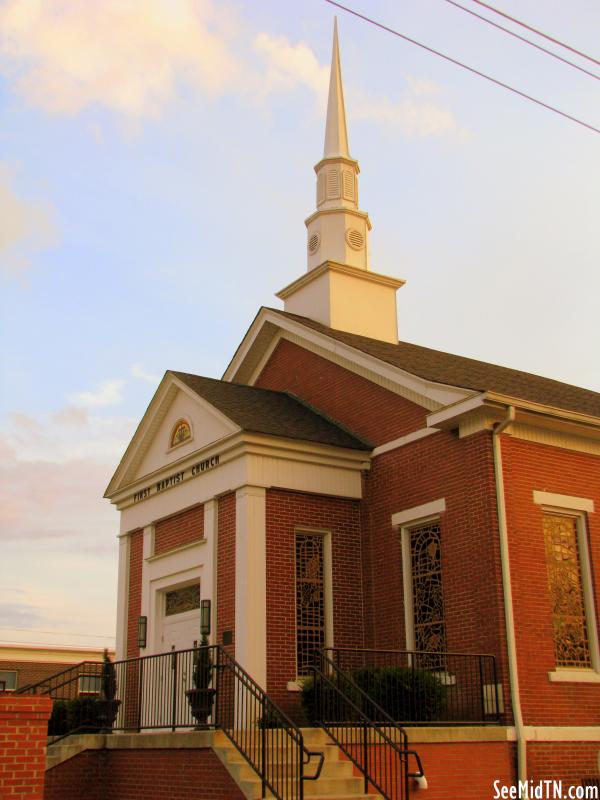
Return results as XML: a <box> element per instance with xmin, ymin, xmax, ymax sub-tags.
<box><xmin>323</xmin><ymin>0</ymin><xmax>600</xmax><ymax>135</ymax></box>
<box><xmin>470</xmin><ymin>0</ymin><xmax>600</xmax><ymax>66</ymax></box>
<box><xmin>442</xmin><ymin>0</ymin><xmax>599</xmax><ymax>81</ymax></box>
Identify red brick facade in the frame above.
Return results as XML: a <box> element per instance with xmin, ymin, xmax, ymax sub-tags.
<box><xmin>154</xmin><ymin>504</ymin><xmax>204</xmax><ymax>556</ymax></box>
<box><xmin>527</xmin><ymin>741</ymin><xmax>600</xmax><ymax>787</ymax></box>
<box><xmin>217</xmin><ymin>493</ymin><xmax>236</xmax><ymax>655</ymax></box>
<box><xmin>256</xmin><ymin>338</ymin><xmax>427</xmax><ymax>445</ymax></box>
<box><xmin>0</xmin><ymin>694</ymin><xmax>52</xmax><ymax>800</ymax></box>
<box><xmin>126</xmin><ymin>530</ymin><xmax>143</xmax><ymax>660</ymax></box>
<box><xmin>500</xmin><ymin>434</ymin><xmax>600</xmax><ymax>727</ymax></box>
<box><xmin>44</xmin><ymin>748</ymin><xmax>244</xmax><ymax>800</ymax></box>
<box><xmin>265</xmin><ymin>488</ymin><xmax>363</xmax><ymax>715</ymax></box>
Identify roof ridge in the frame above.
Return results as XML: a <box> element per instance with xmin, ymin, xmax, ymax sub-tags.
<box><xmin>283</xmin><ymin>390</ymin><xmax>373</xmax><ymax>449</ymax></box>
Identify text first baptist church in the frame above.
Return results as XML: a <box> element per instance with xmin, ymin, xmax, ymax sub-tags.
<box><xmin>105</xmin><ymin>21</ymin><xmax>600</xmax><ymax>793</ymax></box>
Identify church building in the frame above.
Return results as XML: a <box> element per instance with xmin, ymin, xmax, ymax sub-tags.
<box><xmin>104</xmin><ymin>21</ymin><xmax>600</xmax><ymax>795</ymax></box>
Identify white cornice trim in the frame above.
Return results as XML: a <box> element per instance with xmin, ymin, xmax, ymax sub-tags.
<box><xmin>372</xmin><ymin>428</ymin><xmax>439</xmax><ymax>457</ymax></box>
<box><xmin>276</xmin><ymin>260</ymin><xmax>404</xmax><ymax>301</ymax></box>
<box><xmin>108</xmin><ymin>430</ymin><xmax>370</xmax><ymax>509</ymax></box>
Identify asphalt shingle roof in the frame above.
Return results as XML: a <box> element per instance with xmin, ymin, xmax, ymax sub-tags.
<box><xmin>267</xmin><ymin>308</ymin><xmax>600</xmax><ymax>418</ymax></box>
<box><xmin>172</xmin><ymin>371</ymin><xmax>372</xmax><ymax>450</ymax></box>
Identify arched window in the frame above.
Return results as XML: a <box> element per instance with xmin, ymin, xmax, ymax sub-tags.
<box><xmin>170</xmin><ymin>419</ymin><xmax>191</xmax><ymax>448</ymax></box>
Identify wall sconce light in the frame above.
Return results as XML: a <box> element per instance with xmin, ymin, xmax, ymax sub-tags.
<box><xmin>200</xmin><ymin>599</ymin><xmax>211</xmax><ymax>637</ymax></box>
<box><xmin>137</xmin><ymin>615</ymin><xmax>147</xmax><ymax>649</ymax></box>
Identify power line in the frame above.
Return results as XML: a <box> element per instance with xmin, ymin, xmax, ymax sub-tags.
<box><xmin>324</xmin><ymin>0</ymin><xmax>600</xmax><ymax>135</ymax></box>
<box><xmin>442</xmin><ymin>0</ymin><xmax>599</xmax><ymax>81</ymax></box>
<box><xmin>471</xmin><ymin>0</ymin><xmax>600</xmax><ymax>67</ymax></box>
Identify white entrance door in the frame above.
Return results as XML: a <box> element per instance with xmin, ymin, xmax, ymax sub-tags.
<box><xmin>160</xmin><ymin>609</ymin><xmax>200</xmax><ymax>653</ymax></box>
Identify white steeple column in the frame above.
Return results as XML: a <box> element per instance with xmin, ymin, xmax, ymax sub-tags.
<box><xmin>277</xmin><ymin>19</ymin><xmax>405</xmax><ymax>345</ymax></box>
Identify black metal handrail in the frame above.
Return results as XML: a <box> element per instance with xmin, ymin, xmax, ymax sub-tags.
<box><xmin>324</xmin><ymin>647</ymin><xmax>501</xmax><ymax>725</ymax></box>
<box><xmin>19</xmin><ymin>645</ymin><xmax>323</xmax><ymax>800</ymax></box>
<box><xmin>312</xmin><ymin>649</ymin><xmax>424</xmax><ymax>800</ymax></box>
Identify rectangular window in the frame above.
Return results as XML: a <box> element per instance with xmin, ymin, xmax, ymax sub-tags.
<box><xmin>165</xmin><ymin>584</ymin><xmax>200</xmax><ymax>617</ymax></box>
<box><xmin>0</xmin><ymin>670</ymin><xmax>17</xmax><ymax>691</ymax></box>
<box><xmin>543</xmin><ymin>513</ymin><xmax>592</xmax><ymax>668</ymax></box>
<box><xmin>407</xmin><ymin>520</ymin><xmax>447</xmax><ymax>669</ymax></box>
<box><xmin>295</xmin><ymin>532</ymin><xmax>325</xmax><ymax>677</ymax></box>
<box><xmin>78</xmin><ymin>674</ymin><xmax>102</xmax><ymax>695</ymax></box>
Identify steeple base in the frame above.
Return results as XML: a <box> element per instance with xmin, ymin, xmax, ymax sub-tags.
<box><xmin>277</xmin><ymin>261</ymin><xmax>404</xmax><ymax>344</ymax></box>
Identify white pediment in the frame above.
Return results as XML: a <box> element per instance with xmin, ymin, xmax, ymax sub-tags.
<box><xmin>105</xmin><ymin>373</ymin><xmax>239</xmax><ymax>497</ymax></box>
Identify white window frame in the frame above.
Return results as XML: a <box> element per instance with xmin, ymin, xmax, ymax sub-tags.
<box><xmin>392</xmin><ymin>499</ymin><xmax>446</xmax><ymax>652</ymax></box>
<box><xmin>292</xmin><ymin>527</ymin><xmax>333</xmax><ymax>684</ymax></box>
<box><xmin>533</xmin><ymin>490</ymin><xmax>600</xmax><ymax>683</ymax></box>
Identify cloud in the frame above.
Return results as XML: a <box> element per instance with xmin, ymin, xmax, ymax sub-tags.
<box><xmin>0</xmin><ymin>164</ymin><xmax>58</xmax><ymax>279</ymax></box>
<box><xmin>350</xmin><ymin>80</ymin><xmax>468</xmax><ymax>140</ymax></box>
<box><xmin>253</xmin><ymin>32</ymin><xmax>329</xmax><ymax>103</ymax></box>
<box><xmin>0</xmin><ymin>602</ymin><xmax>46</xmax><ymax>628</ymax></box>
<box><xmin>69</xmin><ymin>379</ymin><xmax>126</xmax><ymax>408</ymax></box>
<box><xmin>131</xmin><ymin>363</ymin><xmax>160</xmax><ymax>384</ymax></box>
<box><xmin>0</xmin><ymin>0</ymin><xmax>241</xmax><ymax>117</ymax></box>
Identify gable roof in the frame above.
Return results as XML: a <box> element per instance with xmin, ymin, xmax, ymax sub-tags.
<box><xmin>171</xmin><ymin>371</ymin><xmax>372</xmax><ymax>450</ymax></box>
<box><xmin>264</xmin><ymin>308</ymin><xmax>600</xmax><ymax>418</ymax></box>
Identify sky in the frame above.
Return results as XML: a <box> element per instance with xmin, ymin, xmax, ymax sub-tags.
<box><xmin>0</xmin><ymin>0</ymin><xmax>598</xmax><ymax>650</ymax></box>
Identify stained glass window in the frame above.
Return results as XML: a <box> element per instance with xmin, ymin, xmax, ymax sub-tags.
<box><xmin>409</xmin><ymin>521</ymin><xmax>447</xmax><ymax>667</ymax></box>
<box><xmin>543</xmin><ymin>514</ymin><xmax>591</xmax><ymax>668</ymax></box>
<box><xmin>165</xmin><ymin>584</ymin><xmax>200</xmax><ymax>617</ymax></box>
<box><xmin>296</xmin><ymin>533</ymin><xmax>325</xmax><ymax>677</ymax></box>
<box><xmin>170</xmin><ymin>419</ymin><xmax>191</xmax><ymax>447</ymax></box>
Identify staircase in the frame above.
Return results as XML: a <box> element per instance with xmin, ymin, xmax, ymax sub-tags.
<box><xmin>213</xmin><ymin>728</ymin><xmax>382</xmax><ymax>800</ymax></box>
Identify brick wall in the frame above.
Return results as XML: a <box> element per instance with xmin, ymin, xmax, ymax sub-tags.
<box><xmin>361</xmin><ymin>430</ymin><xmax>512</xmax><ymax>720</ymax></box>
<box><xmin>126</xmin><ymin>530</ymin><xmax>144</xmax><ymax>661</ymax></box>
<box><xmin>407</xmin><ymin>741</ymin><xmax>516</xmax><ymax>800</ymax></box>
<box><xmin>154</xmin><ymin>505</ymin><xmax>204</xmax><ymax>556</ymax></box>
<box><xmin>527</xmin><ymin>741</ymin><xmax>599</xmax><ymax>787</ymax></box>
<box><xmin>501</xmin><ymin>435</ymin><xmax>600</xmax><ymax>726</ymax></box>
<box><xmin>0</xmin><ymin>660</ymin><xmax>82</xmax><ymax>693</ymax></box>
<box><xmin>45</xmin><ymin>748</ymin><xmax>245</xmax><ymax>800</ymax></box>
<box><xmin>256</xmin><ymin>338</ymin><xmax>427</xmax><ymax>445</ymax></box>
<box><xmin>0</xmin><ymin>694</ymin><xmax>52</xmax><ymax>800</ymax></box>
<box><xmin>265</xmin><ymin>488</ymin><xmax>363</xmax><ymax>718</ymax></box>
<box><xmin>217</xmin><ymin>494</ymin><xmax>236</xmax><ymax>656</ymax></box>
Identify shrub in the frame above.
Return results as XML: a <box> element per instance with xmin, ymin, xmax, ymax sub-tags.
<box><xmin>48</xmin><ymin>700</ymin><xmax>69</xmax><ymax>737</ymax></box>
<box><xmin>301</xmin><ymin>667</ymin><xmax>446</xmax><ymax>724</ymax></box>
<box><xmin>351</xmin><ymin>666</ymin><xmax>446</xmax><ymax>722</ymax></box>
<box><xmin>65</xmin><ymin>697</ymin><xmax>101</xmax><ymax>733</ymax></box>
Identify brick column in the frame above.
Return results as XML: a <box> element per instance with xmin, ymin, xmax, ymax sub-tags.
<box><xmin>0</xmin><ymin>694</ymin><xmax>52</xmax><ymax>799</ymax></box>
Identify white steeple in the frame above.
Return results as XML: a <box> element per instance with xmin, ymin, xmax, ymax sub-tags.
<box><xmin>276</xmin><ymin>19</ymin><xmax>405</xmax><ymax>344</ymax></box>
<box><xmin>323</xmin><ymin>18</ymin><xmax>350</xmax><ymax>159</ymax></box>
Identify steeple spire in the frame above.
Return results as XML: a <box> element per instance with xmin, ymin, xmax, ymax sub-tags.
<box><xmin>323</xmin><ymin>18</ymin><xmax>350</xmax><ymax>159</ymax></box>
<box><xmin>276</xmin><ymin>19</ymin><xmax>405</xmax><ymax>345</ymax></box>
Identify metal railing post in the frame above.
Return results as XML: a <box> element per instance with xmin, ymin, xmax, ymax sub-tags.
<box><xmin>171</xmin><ymin>649</ymin><xmax>178</xmax><ymax>732</ymax></box>
<box><xmin>362</xmin><ymin>717</ymin><xmax>369</xmax><ymax>794</ymax></box>
<box><xmin>137</xmin><ymin>659</ymin><xmax>144</xmax><ymax>732</ymax></box>
<box><xmin>261</xmin><ymin>704</ymin><xmax>267</xmax><ymax>799</ymax></box>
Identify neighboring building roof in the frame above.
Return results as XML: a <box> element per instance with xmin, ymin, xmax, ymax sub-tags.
<box><xmin>172</xmin><ymin>371</ymin><xmax>372</xmax><ymax>450</ymax></box>
<box><xmin>266</xmin><ymin>308</ymin><xmax>600</xmax><ymax>418</ymax></box>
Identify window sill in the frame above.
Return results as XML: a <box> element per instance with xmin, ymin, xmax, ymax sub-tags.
<box><xmin>548</xmin><ymin>669</ymin><xmax>600</xmax><ymax>683</ymax></box>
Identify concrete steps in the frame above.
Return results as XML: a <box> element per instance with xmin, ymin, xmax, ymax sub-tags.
<box><xmin>212</xmin><ymin>728</ymin><xmax>383</xmax><ymax>800</ymax></box>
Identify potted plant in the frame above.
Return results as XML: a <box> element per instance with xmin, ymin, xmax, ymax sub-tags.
<box><xmin>96</xmin><ymin>649</ymin><xmax>121</xmax><ymax>732</ymax></box>
<box><xmin>186</xmin><ymin>635</ymin><xmax>215</xmax><ymax>729</ymax></box>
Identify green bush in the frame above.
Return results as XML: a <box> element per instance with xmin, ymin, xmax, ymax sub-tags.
<box><xmin>48</xmin><ymin>700</ymin><xmax>69</xmax><ymax>737</ymax></box>
<box><xmin>301</xmin><ymin>667</ymin><xmax>446</xmax><ymax>724</ymax></box>
<box><xmin>351</xmin><ymin>666</ymin><xmax>446</xmax><ymax>722</ymax></box>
